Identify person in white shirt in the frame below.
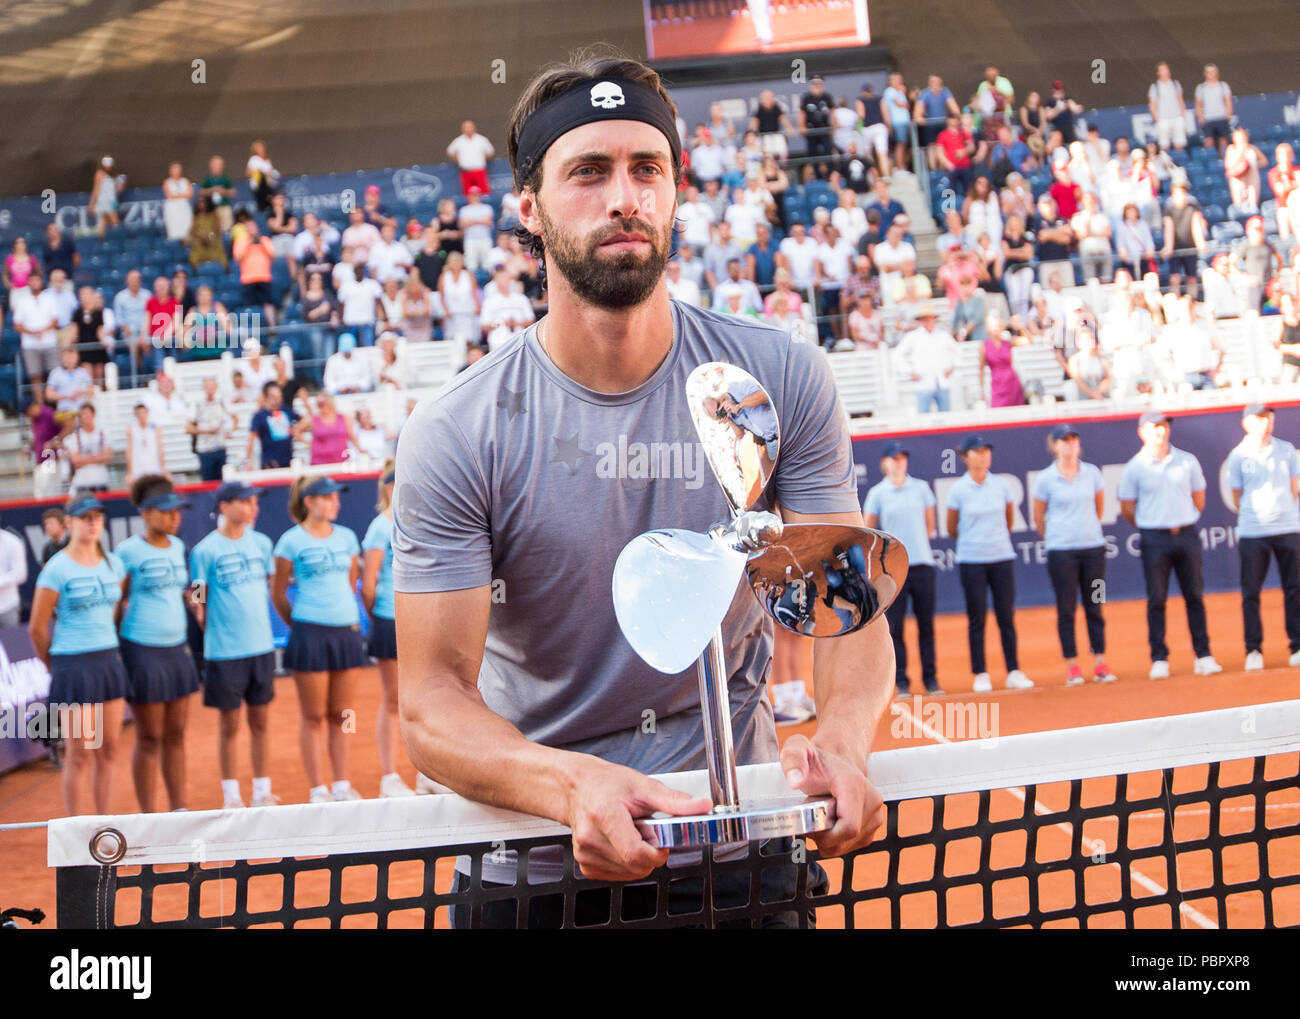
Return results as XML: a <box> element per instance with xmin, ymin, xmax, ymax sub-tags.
<box><xmin>1159</xmin><ymin>295</ymin><xmax>1221</xmax><ymax>389</ymax></box>
<box><xmin>375</xmin><ymin>332</ymin><xmax>412</xmax><ymax>389</ymax></box>
<box><xmin>711</xmin><ymin>259</ymin><xmax>763</xmax><ymax>315</ymax></box>
<box><xmin>776</xmin><ymin>221</ymin><xmax>819</xmax><ymax>290</ymax></box>
<box><xmin>831</xmin><ymin>189</ymin><xmax>868</xmax><ymax>248</ymax></box>
<box><xmin>447</xmin><ymin>120</ymin><xmax>495</xmax><ymax>195</ymax></box>
<box><xmin>235</xmin><ymin>339</ymin><xmax>278</xmax><ymax>390</ymax></box>
<box><xmin>14</xmin><ymin>273</ymin><xmax>61</xmax><ymax>386</ymax></box>
<box><xmin>336</xmin><ymin>263</ymin><xmax>384</xmax><ymax>347</ymax></box>
<box><xmin>479</xmin><ymin>270</ymin><xmax>536</xmax><ymax>349</ymax></box>
<box><xmin>724</xmin><ymin>188</ymin><xmax>760</xmax><ymax>249</ymax></box>
<box><xmin>67</xmin><ymin>403</ymin><xmax>112</xmax><ymax>492</ymax></box>
<box><xmin>44</xmin><ymin>347</ymin><xmax>95</xmax><ymax>414</ymax></box>
<box><xmin>141</xmin><ymin>373</ymin><xmax>190</xmax><ymax>426</ymax></box>
<box><xmin>46</xmin><ymin>269</ymin><xmax>79</xmax><ymax>345</ymax></box>
<box><xmin>126</xmin><ymin>402</ymin><xmax>167</xmax><ymax>484</ymax></box>
<box><xmin>815</xmin><ymin>225</ymin><xmax>856</xmax><ymax>341</ymax></box>
<box><xmin>332</xmin><ymin>245</ymin><xmax>358</xmax><ymax>294</ymax></box>
<box><xmin>872</xmin><ymin>222</ymin><xmax>917</xmax><ymax>301</ymax></box>
<box><xmin>367</xmin><ymin>221</ymin><xmax>414</xmax><ymax>283</ymax></box>
<box><xmin>690</xmin><ymin>130</ymin><xmax>726</xmax><ymax>184</ymax></box>
<box><xmin>1200</xmin><ymin>253</ymin><xmax>1243</xmax><ymax>319</ymax></box>
<box><xmin>292</xmin><ymin>212</ymin><xmax>341</xmax><ymax>262</ymax></box>
<box><xmin>665</xmin><ymin>260</ymin><xmax>701</xmax><ymax>306</ymax></box>
<box><xmin>675</xmin><ymin>185</ymin><xmax>715</xmax><ymax>253</ymax></box>
<box><xmin>323</xmin><ymin>332</ymin><xmax>375</xmax><ymax>394</ymax></box>
<box><xmin>458</xmin><ymin>188</ymin><xmax>496</xmax><ymax>273</ymax></box>
<box><xmin>0</xmin><ymin>515</ymin><xmax>27</xmax><ymax>628</ymax></box>
<box><xmin>1147</xmin><ymin>62</ymin><xmax>1187</xmax><ymax>151</ymax></box>
<box><xmin>353</xmin><ymin>407</ymin><xmax>394</xmax><ymax>463</ymax></box>
<box><xmin>1194</xmin><ymin>64</ymin><xmax>1234</xmax><ymax>154</ymax></box>
<box><xmin>896</xmin><ymin>309</ymin><xmax>959</xmax><ymax>413</ymax></box>
<box><xmin>341</xmin><ymin>207</ymin><xmax>382</xmax><ymax>263</ymax></box>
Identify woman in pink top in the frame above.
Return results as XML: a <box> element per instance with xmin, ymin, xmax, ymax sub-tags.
<box><xmin>3</xmin><ymin>238</ymin><xmax>38</xmax><ymax>291</ymax></box>
<box><xmin>295</xmin><ymin>393</ymin><xmax>357</xmax><ymax>465</ymax></box>
<box><xmin>979</xmin><ymin>313</ymin><xmax>1029</xmax><ymax>407</ymax></box>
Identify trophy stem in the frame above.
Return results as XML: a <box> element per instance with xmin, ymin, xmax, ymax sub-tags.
<box><xmin>697</xmin><ymin>627</ymin><xmax>740</xmax><ymax>810</ymax></box>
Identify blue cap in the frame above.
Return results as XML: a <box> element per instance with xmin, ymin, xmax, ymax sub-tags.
<box><xmin>1049</xmin><ymin>424</ymin><xmax>1079</xmax><ymax>442</ymax></box>
<box><xmin>1138</xmin><ymin>410</ymin><xmax>1169</xmax><ymax>428</ymax></box>
<box><xmin>337</xmin><ymin>332</ymin><xmax>357</xmax><ymax>353</ymax></box>
<box><xmin>1242</xmin><ymin>402</ymin><xmax>1273</xmax><ymax>418</ymax></box>
<box><xmin>66</xmin><ymin>495</ymin><xmax>105</xmax><ymax>518</ymax></box>
<box><xmin>214</xmin><ymin>481</ymin><xmax>261</xmax><ymax>504</ymax></box>
<box><xmin>959</xmin><ymin>434</ymin><xmax>992</xmax><ymax>455</ymax></box>
<box><xmin>140</xmin><ymin>492</ymin><xmax>190</xmax><ymax>511</ymax></box>
<box><xmin>302</xmin><ymin>477</ymin><xmax>348</xmax><ymax>498</ymax></box>
<box><xmin>880</xmin><ymin>440</ymin><xmax>908</xmax><ymax>459</ymax></box>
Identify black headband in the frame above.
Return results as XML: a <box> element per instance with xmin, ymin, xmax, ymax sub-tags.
<box><xmin>514</xmin><ymin>77</ymin><xmax>681</xmax><ymax>187</ymax></box>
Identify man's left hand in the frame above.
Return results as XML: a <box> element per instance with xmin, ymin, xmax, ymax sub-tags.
<box><xmin>780</xmin><ymin>733</ymin><xmax>883</xmax><ymax>857</ymax></box>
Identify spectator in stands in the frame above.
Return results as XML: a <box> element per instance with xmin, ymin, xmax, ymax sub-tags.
<box><xmin>963</xmin><ymin>175</ymin><xmax>1003</xmax><ymax>248</ymax></box>
<box><xmin>479</xmin><ymin>269</ymin><xmax>536</xmax><ymax>349</ymax></box>
<box><xmin>1227</xmin><ymin>404</ymin><xmax>1300</xmax><ymax>671</ymax></box>
<box><xmin>797</xmin><ymin>75</ymin><xmax>835</xmax><ymax>177</ymax></box>
<box><xmin>246</xmin><ymin>140</ymin><xmax>279</xmax><ymax>213</ymax></box>
<box><xmin>235</xmin><ymin>339</ymin><xmax>275</xmax><ymax>391</ymax></box>
<box><xmin>42</xmin><ymin>223</ymin><xmax>78</xmax><ymax>277</ymax></box>
<box><xmin>360</xmin><ymin>185</ymin><xmax>390</xmax><ymax>229</ymax></box>
<box><xmin>948</xmin><ymin>434</ymin><xmax>1033</xmax><ymax>692</ymax></box>
<box><xmin>897</xmin><ymin>308</ymin><xmax>958</xmax><ymax>413</ymax></box>
<box><xmin>1201</xmin><ymin>252</ymin><xmax>1243</xmax><ymax>318</ymax></box>
<box><xmin>67</xmin><ymin>403</ymin><xmax>111</xmax><ymax>493</ymax></box>
<box><xmin>265</xmin><ymin>193</ymin><xmax>298</xmax><ymax>263</ymax></box>
<box><xmin>336</xmin><ymin>261</ymin><xmax>383</xmax><ymax>348</ymax></box>
<box><xmin>375</xmin><ymin>332</ymin><xmax>410</xmax><ymax>389</ymax></box>
<box><xmin>4</xmin><ymin>236</ymin><xmax>38</xmax><ymax>293</ymax></box>
<box><xmin>765</xmin><ymin>291</ymin><xmax>812</xmax><ymax>343</ymax></box>
<box><xmin>997</xmin><ymin>214</ymin><xmax>1035</xmax><ymax>316</ymax></box>
<box><xmin>1128</xmin><ymin>149</ymin><xmax>1161</xmax><ymax>225</ymax></box>
<box><xmin>142</xmin><ymin>274</ymin><xmax>179</xmax><ymax>373</ymax></box>
<box><xmin>829</xmin><ymin>96</ymin><xmax>861</xmax><ymax>159</ymax></box>
<box><xmin>342</xmin><ymin>206</ymin><xmax>382</xmax><ymax>264</ymax></box>
<box><xmin>1195</xmin><ymin>65</ymin><xmax>1233</xmax><ymax>153</ymax></box>
<box><xmin>233</xmin><ymin>219</ymin><xmax>277</xmax><ymax>330</ymax></box>
<box><xmin>26</xmin><ymin>397</ymin><xmax>64</xmax><ymax>472</ymax></box>
<box><xmin>676</xmin><ymin>185</ymin><xmax>714</xmax><ymax>255</ymax></box>
<box><xmin>1018</xmin><ymin>90</ymin><xmax>1044</xmax><ymax>144</ymax></box>
<box><xmin>198</xmin><ymin>155</ymin><xmax>236</xmax><ymax>233</ymax></box>
<box><xmin>39</xmin><ymin>508</ymin><xmax>67</xmax><ymax>565</ymax></box>
<box><xmin>1234</xmin><ymin>215</ymin><xmax>1281</xmax><ymax>311</ymax></box>
<box><xmin>71</xmin><ymin>286</ymin><xmax>114</xmax><ymax>385</ymax></box>
<box><xmin>915</xmin><ymin>76</ymin><xmax>960</xmax><ymax>169</ymax></box>
<box><xmin>431</xmin><ymin>199</ymin><xmax>464</xmax><ymax>259</ymax></box>
<box><xmin>438</xmin><ymin>251</ymin><xmax>481</xmax><ymax>344</ymax></box>
<box><xmin>865</xmin><ymin>177</ymin><xmax>905</xmax><ymax>234</ymax></box>
<box><xmin>1159</xmin><ymin>182</ymin><xmax>1206</xmax><ymax>299</ymax></box>
<box><xmin>244</xmin><ymin>381</ymin><xmax>299</xmax><ymax>469</ymax></box>
<box><xmin>459</xmin><ymin>187</ymin><xmax>496</xmax><ymax>273</ymax></box>
<box><xmin>90</xmin><ymin>155</ymin><xmax>123</xmax><ymax>238</ymax></box>
<box><xmin>1225</xmin><ymin>127</ymin><xmax>1267</xmax><ymax>212</ymax></box>
<box><xmin>1049</xmin><ymin>161</ymin><xmax>1082</xmax><ymax>222</ymax></box>
<box><xmin>1277</xmin><ymin>295</ymin><xmax>1300</xmax><ymax>383</ymax></box>
<box><xmin>847</xmin><ymin>292</ymin><xmax>882</xmax><ymax>349</ymax></box>
<box><xmin>1115</xmin><ymin>202</ymin><xmax>1158</xmax><ymax>279</ymax></box>
<box><xmin>744</xmin><ymin>221</ymin><xmax>778</xmax><ymax>292</ymax></box>
<box><xmin>665</xmin><ymin>260</ymin><xmax>701</xmax><ymax>307</ymax></box>
<box><xmin>721</xmin><ymin>290</ymin><xmax>761</xmax><ymax>321</ymax></box>
<box><xmin>840</xmin><ymin>253</ymin><xmax>878</xmax><ymax>313</ymax></box>
<box><xmin>724</xmin><ymin>185</ymin><xmax>761</xmax><ymax>249</ymax></box>
<box><xmin>1066</xmin><ymin>191</ymin><xmax>1111</xmax><ymax>286</ymax></box>
<box><xmin>1119</xmin><ymin>411</ymin><xmax>1221</xmax><ymax>679</ymax></box>
<box><xmin>45</xmin><ymin>268</ymin><xmax>77</xmax><ymax>349</ymax></box>
<box><xmin>298</xmin><ymin>271</ymin><xmax>339</xmax><ymax>362</ymax></box>
<box><xmin>321</xmin><ymin>332</ymin><xmax>374</xmax><ymax>396</ymax></box>
<box><xmin>713</xmin><ymin>257</ymin><xmax>762</xmax><ymax>316</ymax></box>
<box><xmin>16</xmin><ymin>272</ymin><xmax>61</xmax><ymax>390</ymax></box>
<box><xmin>187</xmin><ymin>195</ymin><xmax>227</xmax><ymax>271</ymax></box>
<box><xmin>111</xmin><ymin>270</ymin><xmax>147</xmax><ymax>363</ymax></box>
<box><xmin>762</xmin><ymin>267</ymin><xmax>803</xmax><ymax>318</ymax></box>
<box><xmin>971</xmin><ymin>231</ymin><xmax>1004</xmax><ymax>297</ymax></box>
<box><xmin>1042</xmin><ymin>80</ymin><xmax>1081</xmax><ymax>145</ymax></box>
<box><xmin>447</xmin><ymin>120</ymin><xmax>495</xmax><ymax>196</ymax></box>
<box><xmin>881</xmin><ymin>71</ymin><xmax>912</xmax><ymax>173</ymax></box>
<box><xmin>186</xmin><ymin>376</ymin><xmax>234</xmax><ymax>481</ymax></box>
<box><xmin>772</xmin><ymin>220</ymin><xmax>815</xmax><ymax>295</ymax></box>
<box><xmin>1066</xmin><ymin>326</ymin><xmax>1111</xmax><ymax>400</ymax></box>
<box><xmin>865</xmin><ymin>441</ymin><xmax>939</xmax><ymax>695</ymax></box>
<box><xmin>933</xmin><ymin>113</ymin><xmax>975</xmax><ymax>198</ymax></box>
<box><xmin>1160</xmin><ymin>294</ymin><xmax>1221</xmax><ymax>389</ymax></box>
<box><xmin>750</xmin><ymin>89</ymin><xmax>793</xmax><ymax>162</ymax></box>
<box><xmin>702</xmin><ymin>221</ymin><xmax>744</xmax><ymax>296</ymax></box>
<box><xmin>830</xmin><ymin>140</ymin><xmax>874</xmax><ymax>197</ymax></box>
<box><xmin>161</xmin><ymin>161</ymin><xmax>195</xmax><ymax>243</ymax></box>
<box><xmin>873</xmin><ymin>221</ymin><xmax>916</xmax><ymax>304</ymax></box>
<box><xmin>1147</xmin><ymin>62</ymin><xmax>1188</xmax><ymax>151</ymax></box>
<box><xmin>169</xmin><ymin>269</ymin><xmax>196</xmax><ymax>322</ymax></box>
<box><xmin>934</xmin><ymin>236</ymin><xmax>970</xmax><ymax>307</ymax></box>
<box><xmin>411</xmin><ymin>225</ymin><xmax>447</xmax><ymax>295</ymax></box>
<box><xmin>45</xmin><ymin>347</ymin><xmax>94</xmax><ymax>415</ymax></box>
<box><xmin>376</xmin><ymin>276</ymin><xmax>406</xmax><ymax>337</ymax></box>
<box><xmin>1268</xmin><ymin>144</ymin><xmax>1299</xmax><ymax>241</ymax></box>
<box><xmin>141</xmin><ymin>373</ymin><xmax>190</xmax><ymax>427</ymax></box>
<box><xmin>1032</xmin><ymin>195</ymin><xmax>1075</xmax><ymax>287</ymax></box>
<box><xmin>353</xmin><ymin>408</ymin><xmax>394</xmax><ymax>464</ymax></box>
<box><xmin>183</xmin><ymin>284</ymin><xmax>231</xmax><ymax>361</ymax></box>
<box><xmin>297</xmin><ymin>392</ymin><xmax>357</xmax><ymax>466</ymax></box>
<box><xmin>296</xmin><ymin>229</ymin><xmax>336</xmax><ymax>301</ymax></box>
<box><xmin>125</xmin><ymin>403</ymin><xmax>167</xmax><ymax>484</ymax></box>
<box><xmin>989</xmin><ymin>124</ymin><xmax>1032</xmax><ymax>192</ymax></box>
<box><xmin>980</xmin><ymin>313</ymin><xmax>1027</xmax><ymax>407</ymax></box>
<box><xmin>689</xmin><ymin>126</ymin><xmax>726</xmax><ymax>187</ymax></box>
<box><xmin>674</xmin><ymin>242</ymin><xmax>705</xmax><ymax>297</ymax></box>
<box><xmin>458</xmin><ymin>344</ymin><xmax>488</xmax><ymax>373</ymax></box>
<box><xmin>951</xmin><ymin>274</ymin><xmax>988</xmax><ymax>344</ymax></box>
<box><xmin>814</xmin><ymin>224</ymin><xmax>854</xmax><ymax>342</ymax></box>
<box><xmin>399</xmin><ymin>271</ymin><xmax>435</xmax><ymax>343</ymax></box>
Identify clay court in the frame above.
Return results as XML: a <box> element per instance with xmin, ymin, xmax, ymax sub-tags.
<box><xmin>3</xmin><ymin>588</ymin><xmax>1296</xmax><ymax>928</ymax></box>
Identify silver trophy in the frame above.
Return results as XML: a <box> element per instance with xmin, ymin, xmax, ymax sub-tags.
<box><xmin>612</xmin><ymin>362</ymin><xmax>908</xmax><ymax>848</ymax></box>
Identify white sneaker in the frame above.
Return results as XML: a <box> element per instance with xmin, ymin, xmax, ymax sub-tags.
<box><xmin>972</xmin><ymin>673</ymin><xmax>992</xmax><ymax>692</ymax></box>
<box><xmin>1193</xmin><ymin>656</ymin><xmax>1223</xmax><ymax>676</ymax></box>
<box><xmin>309</xmin><ymin>788</ymin><xmax>334</xmax><ymax>804</ymax></box>
<box><xmin>1006</xmin><ymin>670</ymin><xmax>1034</xmax><ymax>690</ymax></box>
<box><xmin>250</xmin><ymin>792</ymin><xmax>281</xmax><ymax>808</ymax></box>
<box><xmin>415</xmin><ymin>774</ymin><xmax>452</xmax><ymax>795</ymax></box>
<box><xmin>1244</xmin><ymin>651</ymin><xmax>1265</xmax><ymax>671</ymax></box>
<box><xmin>1291</xmin><ymin>650</ymin><xmax>1300</xmax><ymax>667</ymax></box>
<box><xmin>1149</xmin><ymin>660</ymin><xmax>1170</xmax><ymax>680</ymax></box>
<box><xmin>333</xmin><ymin>784</ymin><xmax>364</xmax><ymax>802</ymax></box>
<box><xmin>222</xmin><ymin>793</ymin><xmax>245</xmax><ymax>809</ymax></box>
<box><xmin>380</xmin><ymin>774</ymin><xmax>416</xmax><ymax>798</ymax></box>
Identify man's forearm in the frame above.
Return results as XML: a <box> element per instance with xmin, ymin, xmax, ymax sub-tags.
<box><xmin>809</xmin><ymin>615</ymin><xmax>893</xmax><ymax>767</ymax></box>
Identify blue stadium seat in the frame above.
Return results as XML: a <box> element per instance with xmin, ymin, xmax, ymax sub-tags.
<box><xmin>1202</xmin><ymin>204</ymin><xmax>1226</xmax><ymax>225</ymax></box>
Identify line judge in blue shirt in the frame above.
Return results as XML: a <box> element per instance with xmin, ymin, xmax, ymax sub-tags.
<box><xmin>1227</xmin><ymin>403</ymin><xmax>1300</xmax><ymax>671</ymax></box>
<box><xmin>1118</xmin><ymin>411</ymin><xmax>1222</xmax><ymax>679</ymax></box>
<box><xmin>946</xmin><ymin>435</ymin><xmax>1034</xmax><ymax>693</ymax></box>
<box><xmin>864</xmin><ymin>440</ymin><xmax>940</xmax><ymax>695</ymax></box>
<box><xmin>1031</xmin><ymin>425</ymin><xmax>1117</xmax><ymax>686</ymax></box>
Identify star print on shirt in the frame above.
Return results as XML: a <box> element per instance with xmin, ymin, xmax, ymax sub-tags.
<box><xmin>550</xmin><ymin>432</ymin><xmax>591</xmax><ymax>474</ymax></box>
<box><xmin>496</xmin><ymin>387</ymin><xmax>526</xmax><ymax>420</ymax></box>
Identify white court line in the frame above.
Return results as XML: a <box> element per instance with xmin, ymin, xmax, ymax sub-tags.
<box><xmin>892</xmin><ymin>703</ymin><xmax>1219</xmax><ymax>930</ymax></box>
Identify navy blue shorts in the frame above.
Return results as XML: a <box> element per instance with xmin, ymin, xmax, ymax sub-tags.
<box><xmin>203</xmin><ymin>652</ymin><xmax>277</xmax><ymax>710</ymax></box>
<box><xmin>49</xmin><ymin>648</ymin><xmax>129</xmax><ymax>705</ymax></box>
<box><xmin>367</xmin><ymin>616</ymin><xmax>397</xmax><ymax>660</ymax></box>
<box><xmin>284</xmin><ymin>620</ymin><xmax>367</xmax><ymax>673</ymax></box>
<box><xmin>120</xmin><ymin>638</ymin><xmax>201</xmax><ymax>705</ymax></box>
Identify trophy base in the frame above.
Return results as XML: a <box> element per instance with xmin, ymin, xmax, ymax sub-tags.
<box><xmin>637</xmin><ymin>796</ymin><xmax>835</xmax><ymax>848</ymax></box>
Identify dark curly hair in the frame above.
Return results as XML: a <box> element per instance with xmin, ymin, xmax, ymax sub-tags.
<box><xmin>129</xmin><ymin>473</ymin><xmax>174</xmax><ymax>508</ymax></box>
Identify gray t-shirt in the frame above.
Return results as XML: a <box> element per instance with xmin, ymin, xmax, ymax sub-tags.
<box><xmin>392</xmin><ymin>299</ymin><xmax>858</xmax><ymax>778</ymax></box>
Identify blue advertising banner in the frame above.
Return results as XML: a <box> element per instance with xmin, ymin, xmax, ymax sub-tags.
<box><xmin>0</xmin><ymin>625</ymin><xmax>54</xmax><ymax>775</ymax></box>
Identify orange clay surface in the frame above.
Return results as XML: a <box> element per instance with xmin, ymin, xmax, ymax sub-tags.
<box><xmin>1</xmin><ymin>590</ymin><xmax>1297</xmax><ymax>928</ymax></box>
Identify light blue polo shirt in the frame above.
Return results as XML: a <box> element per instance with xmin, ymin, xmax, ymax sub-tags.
<box><xmin>362</xmin><ymin>513</ymin><xmax>396</xmax><ymax>621</ymax></box>
<box><xmin>1227</xmin><ymin>437</ymin><xmax>1300</xmax><ymax>538</ymax></box>
<box><xmin>189</xmin><ymin>528</ymin><xmax>275</xmax><ymax>661</ymax></box>
<box><xmin>1117</xmin><ymin>446</ymin><xmax>1206</xmax><ymax>529</ymax></box>
<box><xmin>1031</xmin><ymin>462</ymin><xmax>1106</xmax><ymax>551</ymax></box>
<box><xmin>863</xmin><ymin>476</ymin><xmax>935</xmax><ymax>568</ymax></box>
<box><xmin>273</xmin><ymin>523</ymin><xmax>361</xmax><ymax>627</ymax></box>
<box><xmin>947</xmin><ymin>473</ymin><xmax>1016</xmax><ymax>563</ymax></box>
<box><xmin>36</xmin><ymin>551</ymin><xmax>126</xmax><ymax>656</ymax></box>
<box><xmin>116</xmin><ymin>534</ymin><xmax>189</xmax><ymax>646</ymax></box>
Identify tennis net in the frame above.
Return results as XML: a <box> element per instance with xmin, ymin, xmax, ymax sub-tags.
<box><xmin>49</xmin><ymin>700</ymin><xmax>1300</xmax><ymax>929</ymax></box>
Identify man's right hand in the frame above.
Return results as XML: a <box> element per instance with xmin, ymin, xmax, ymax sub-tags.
<box><xmin>565</xmin><ymin>757</ymin><xmax>712</xmax><ymax>882</ymax></box>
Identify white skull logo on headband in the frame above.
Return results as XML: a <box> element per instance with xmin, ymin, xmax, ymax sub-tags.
<box><xmin>590</xmin><ymin>82</ymin><xmax>626</xmax><ymax>110</ymax></box>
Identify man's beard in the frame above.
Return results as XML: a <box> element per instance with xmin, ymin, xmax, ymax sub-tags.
<box><xmin>536</xmin><ymin>203</ymin><xmax>672</xmax><ymax>310</ymax></box>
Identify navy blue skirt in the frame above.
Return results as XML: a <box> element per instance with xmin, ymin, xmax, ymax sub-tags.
<box><xmin>367</xmin><ymin>616</ymin><xmax>397</xmax><ymax>660</ymax></box>
<box><xmin>120</xmin><ymin>638</ymin><xmax>201</xmax><ymax>705</ymax></box>
<box><xmin>284</xmin><ymin>619</ymin><xmax>367</xmax><ymax>673</ymax></box>
<box><xmin>49</xmin><ymin>648</ymin><xmax>130</xmax><ymax>705</ymax></box>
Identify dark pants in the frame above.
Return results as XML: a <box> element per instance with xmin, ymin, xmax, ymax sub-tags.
<box><xmin>197</xmin><ymin>448</ymin><xmax>226</xmax><ymax>481</ymax></box>
<box><xmin>959</xmin><ymin>560</ymin><xmax>1018</xmax><ymax>674</ymax></box>
<box><xmin>1239</xmin><ymin>532</ymin><xmax>1300</xmax><ymax>654</ymax></box>
<box><xmin>451</xmin><ymin>839</ymin><xmax>824</xmax><ymax>929</ymax></box>
<box><xmin>1046</xmin><ymin>547</ymin><xmax>1107</xmax><ymax>658</ymax></box>
<box><xmin>886</xmin><ymin>563</ymin><xmax>936</xmax><ymax>688</ymax></box>
<box><xmin>1139</xmin><ymin>527</ymin><xmax>1210</xmax><ymax>660</ymax></box>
